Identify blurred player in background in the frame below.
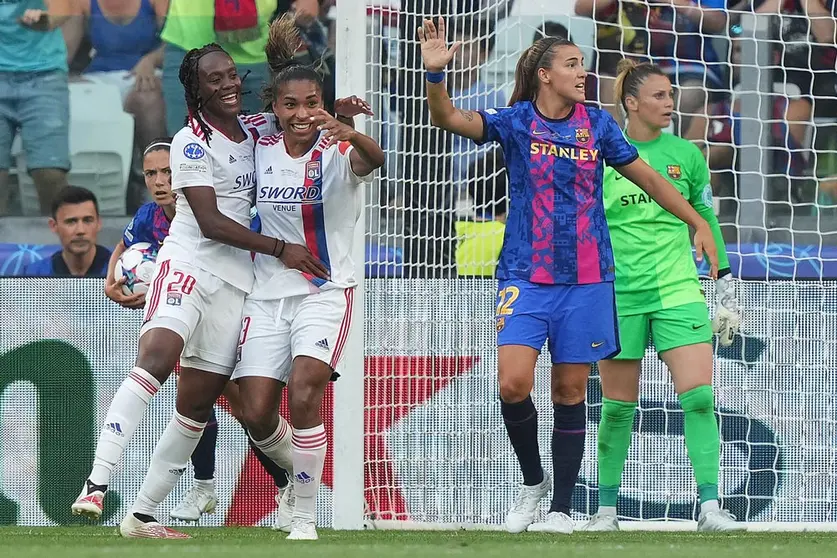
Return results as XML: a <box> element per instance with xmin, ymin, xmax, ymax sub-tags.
<box><xmin>418</xmin><ymin>17</ymin><xmax>719</xmax><ymax>534</ymax></box>
<box><xmin>230</xmin><ymin>15</ymin><xmax>381</xmax><ymax>541</ymax></box>
<box><xmin>95</xmin><ymin>137</ymin><xmax>294</xmax><ymax>526</ymax></box>
<box><xmin>582</xmin><ymin>60</ymin><xmax>743</xmax><ymax>533</ymax></box>
<box><xmin>72</xmin><ymin>42</ymin><xmax>326</xmax><ymax>538</ymax></box>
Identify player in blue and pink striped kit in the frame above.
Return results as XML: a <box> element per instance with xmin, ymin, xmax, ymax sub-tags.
<box><xmin>418</xmin><ymin>18</ymin><xmax>719</xmax><ymax>534</ymax></box>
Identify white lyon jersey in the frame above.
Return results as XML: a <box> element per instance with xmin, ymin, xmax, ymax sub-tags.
<box><xmin>165</xmin><ymin>113</ymin><xmax>276</xmax><ymax>292</ymax></box>
<box><xmin>250</xmin><ymin>131</ymin><xmax>372</xmax><ymax>299</ymax></box>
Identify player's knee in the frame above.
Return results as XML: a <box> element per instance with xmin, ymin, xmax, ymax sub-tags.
<box><xmin>288</xmin><ymin>384</ymin><xmax>319</xmax><ymax>420</ymax></box>
<box><xmin>498</xmin><ymin>376</ymin><xmax>532</xmax><ymax>403</ymax></box>
<box><xmin>175</xmin><ymin>396</ymin><xmax>215</xmax><ymax>423</ymax></box>
<box><xmin>237</xmin><ymin>400</ymin><xmax>275</xmax><ymax>439</ymax></box>
<box><xmin>601</xmin><ymin>398</ymin><xmax>637</xmax><ymax>423</ymax></box>
<box><xmin>551</xmin><ymin>383</ymin><xmax>586</xmax><ymax>406</ymax></box>
<box><xmin>678</xmin><ymin>384</ymin><xmax>714</xmax><ymax>414</ymax></box>
<box><xmin>136</xmin><ymin>330</ymin><xmax>183</xmax><ymax>382</ymax></box>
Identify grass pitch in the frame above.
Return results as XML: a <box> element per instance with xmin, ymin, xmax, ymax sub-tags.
<box><xmin>3</xmin><ymin>527</ymin><xmax>836</xmax><ymax>558</ymax></box>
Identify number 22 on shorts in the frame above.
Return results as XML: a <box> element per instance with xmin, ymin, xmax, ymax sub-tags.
<box><xmin>496</xmin><ymin>286</ymin><xmax>519</xmax><ymax>316</ymax></box>
<box><xmin>495</xmin><ymin>286</ymin><xmax>519</xmax><ymax>333</ymax></box>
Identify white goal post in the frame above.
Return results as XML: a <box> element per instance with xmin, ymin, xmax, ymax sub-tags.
<box><xmin>333</xmin><ymin>0</ymin><xmax>837</xmax><ymax>532</ymax></box>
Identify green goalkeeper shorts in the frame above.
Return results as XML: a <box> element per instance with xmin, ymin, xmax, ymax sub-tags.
<box><xmin>612</xmin><ymin>302</ymin><xmax>712</xmax><ymax>360</ymax></box>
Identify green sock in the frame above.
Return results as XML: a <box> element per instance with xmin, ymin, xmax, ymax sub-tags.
<box><xmin>597</xmin><ymin>398</ymin><xmax>637</xmax><ymax>508</ymax></box>
<box><xmin>679</xmin><ymin>385</ymin><xmax>720</xmax><ymax>503</ymax></box>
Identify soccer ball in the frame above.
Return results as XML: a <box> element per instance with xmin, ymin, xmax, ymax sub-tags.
<box><xmin>116</xmin><ymin>242</ymin><xmax>158</xmax><ymax>296</ymax></box>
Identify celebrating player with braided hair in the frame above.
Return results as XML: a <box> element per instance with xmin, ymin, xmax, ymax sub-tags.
<box><xmin>418</xmin><ymin>17</ymin><xmax>719</xmax><ymax>534</ymax></box>
<box><xmin>582</xmin><ymin>60</ymin><xmax>743</xmax><ymax>533</ymax></box>
<box><xmin>72</xmin><ymin>41</ymin><xmax>327</xmax><ymax>539</ymax></box>
<box><xmin>230</xmin><ymin>14</ymin><xmax>383</xmax><ymax>541</ymax></box>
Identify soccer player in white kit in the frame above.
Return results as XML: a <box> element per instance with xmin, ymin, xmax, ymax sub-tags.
<box><xmin>71</xmin><ymin>43</ymin><xmax>328</xmax><ymax>539</ymax></box>
<box><xmin>230</xmin><ymin>17</ymin><xmax>385</xmax><ymax>541</ymax></box>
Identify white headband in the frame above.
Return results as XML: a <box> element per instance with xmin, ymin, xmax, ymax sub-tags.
<box><xmin>144</xmin><ymin>141</ymin><xmax>171</xmax><ymax>155</ymax></box>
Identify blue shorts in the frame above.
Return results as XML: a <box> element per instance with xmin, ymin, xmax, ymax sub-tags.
<box><xmin>496</xmin><ymin>279</ymin><xmax>620</xmax><ymax>364</ymax></box>
<box><xmin>0</xmin><ymin>70</ymin><xmax>70</xmax><ymax>171</ymax></box>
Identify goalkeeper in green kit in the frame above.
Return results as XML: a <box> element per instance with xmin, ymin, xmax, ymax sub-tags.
<box><xmin>582</xmin><ymin>59</ymin><xmax>744</xmax><ymax>533</ymax></box>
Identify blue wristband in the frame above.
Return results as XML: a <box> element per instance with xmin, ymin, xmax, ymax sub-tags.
<box><xmin>426</xmin><ymin>71</ymin><xmax>445</xmax><ymax>84</ymax></box>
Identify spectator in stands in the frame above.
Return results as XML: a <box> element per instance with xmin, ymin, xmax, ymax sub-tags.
<box><xmin>63</xmin><ymin>0</ymin><xmax>169</xmax><ymax>169</ymax></box>
<box><xmin>448</xmin><ymin>18</ymin><xmax>505</xmax><ymax>181</ymax></box>
<box><xmin>574</xmin><ymin>0</ymin><xmax>728</xmax><ymax>140</ymax></box>
<box><xmin>160</xmin><ymin>0</ymin><xmax>319</xmax><ymax>135</ymax></box>
<box><xmin>1</xmin><ymin>0</ymin><xmax>73</xmax><ymax>216</ymax></box>
<box><xmin>23</xmin><ymin>185</ymin><xmax>111</xmax><ymax>276</ymax></box>
<box><xmin>455</xmin><ymin>147</ymin><xmax>507</xmax><ymax>277</ymax></box>
<box><xmin>756</xmin><ymin>0</ymin><xmax>837</xmax><ymax>203</ymax></box>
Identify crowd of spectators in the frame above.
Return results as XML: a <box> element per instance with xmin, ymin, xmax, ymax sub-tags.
<box><xmin>1</xmin><ymin>0</ymin><xmax>836</xmax><ymax>279</ymax></box>
<box><xmin>0</xmin><ymin>0</ymin><xmax>329</xmax><ymax>217</ymax></box>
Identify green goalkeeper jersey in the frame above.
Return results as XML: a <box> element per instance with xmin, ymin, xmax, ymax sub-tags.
<box><xmin>603</xmin><ymin>132</ymin><xmax>730</xmax><ymax>315</ymax></box>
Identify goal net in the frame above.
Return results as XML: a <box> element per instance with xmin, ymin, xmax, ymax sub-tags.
<box><xmin>356</xmin><ymin>0</ymin><xmax>837</xmax><ymax>529</ymax></box>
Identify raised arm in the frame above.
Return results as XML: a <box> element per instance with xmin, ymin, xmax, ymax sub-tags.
<box><xmin>19</xmin><ymin>0</ymin><xmax>75</xmax><ymax>31</ymax></box>
<box><xmin>615</xmin><ymin>158</ymin><xmax>720</xmax><ymax>278</ymax></box>
<box><xmin>417</xmin><ymin>17</ymin><xmax>485</xmax><ymax>142</ymax></box>
<box><xmin>574</xmin><ymin>0</ymin><xmax>617</xmax><ymax>17</ymax></box>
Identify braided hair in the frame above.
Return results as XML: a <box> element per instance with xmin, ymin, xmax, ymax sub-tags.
<box><xmin>263</xmin><ymin>13</ymin><xmax>324</xmax><ymax>105</ymax></box>
<box><xmin>179</xmin><ymin>43</ymin><xmax>228</xmax><ymax>146</ymax></box>
<box><xmin>508</xmin><ymin>36</ymin><xmax>575</xmax><ymax>105</ymax></box>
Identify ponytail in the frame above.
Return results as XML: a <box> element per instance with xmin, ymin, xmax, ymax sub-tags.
<box><xmin>613</xmin><ymin>58</ymin><xmax>667</xmax><ymax>116</ymax></box>
<box><xmin>264</xmin><ymin>13</ymin><xmax>323</xmax><ymax>104</ymax></box>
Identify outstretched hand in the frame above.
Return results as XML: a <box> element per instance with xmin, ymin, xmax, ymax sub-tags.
<box><xmin>310</xmin><ymin>109</ymin><xmax>356</xmax><ymax>147</ymax></box>
<box><xmin>18</xmin><ymin>9</ymin><xmax>49</xmax><ymax>31</ymax></box>
<box><xmin>417</xmin><ymin>17</ymin><xmax>461</xmax><ymax>72</ymax></box>
<box><xmin>334</xmin><ymin>96</ymin><xmax>373</xmax><ymax>119</ymax></box>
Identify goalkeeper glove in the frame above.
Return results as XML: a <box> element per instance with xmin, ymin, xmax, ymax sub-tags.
<box><xmin>712</xmin><ymin>272</ymin><xmax>741</xmax><ymax>346</ymax></box>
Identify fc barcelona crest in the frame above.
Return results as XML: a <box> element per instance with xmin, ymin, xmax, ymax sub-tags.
<box><xmin>575</xmin><ymin>128</ymin><xmax>590</xmax><ymax>143</ymax></box>
<box><xmin>306</xmin><ymin>160</ymin><xmax>322</xmax><ymax>180</ymax></box>
<box><xmin>667</xmin><ymin>165</ymin><xmax>682</xmax><ymax>180</ymax></box>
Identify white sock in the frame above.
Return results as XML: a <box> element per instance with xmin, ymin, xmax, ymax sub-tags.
<box><xmin>89</xmin><ymin>367</ymin><xmax>161</xmax><ymax>486</ymax></box>
<box><xmin>598</xmin><ymin>506</ymin><xmax>617</xmax><ymax>517</ymax></box>
<box><xmin>194</xmin><ymin>478</ymin><xmax>215</xmax><ymax>492</ymax></box>
<box><xmin>291</xmin><ymin>424</ymin><xmax>328</xmax><ymax>522</ymax></box>
<box><xmin>250</xmin><ymin>416</ymin><xmax>294</xmax><ymax>472</ymax></box>
<box><xmin>132</xmin><ymin>412</ymin><xmax>206</xmax><ymax>517</ymax></box>
<box><xmin>700</xmin><ymin>499</ymin><xmax>720</xmax><ymax>515</ymax></box>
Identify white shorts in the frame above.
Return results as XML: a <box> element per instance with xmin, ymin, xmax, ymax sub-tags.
<box><xmin>83</xmin><ymin>69</ymin><xmax>163</xmax><ymax>104</ymax></box>
<box><xmin>231</xmin><ymin>287</ymin><xmax>355</xmax><ymax>383</ymax></box>
<box><xmin>141</xmin><ymin>258</ymin><xmax>246</xmax><ymax>376</ymax></box>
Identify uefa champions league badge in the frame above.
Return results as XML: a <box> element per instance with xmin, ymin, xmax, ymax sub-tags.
<box><xmin>183</xmin><ymin>143</ymin><xmax>206</xmax><ymax>160</ymax></box>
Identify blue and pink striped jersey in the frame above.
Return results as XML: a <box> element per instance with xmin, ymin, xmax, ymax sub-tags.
<box><xmin>123</xmin><ymin>202</ymin><xmax>171</xmax><ymax>251</ymax></box>
<box><xmin>477</xmin><ymin>101</ymin><xmax>638</xmax><ymax>285</ymax></box>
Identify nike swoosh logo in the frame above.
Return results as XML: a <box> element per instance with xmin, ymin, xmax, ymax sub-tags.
<box><xmin>692</xmin><ymin>323</ymin><xmax>705</xmax><ymax>330</ymax></box>
<box><xmin>592</xmin><ymin>342</ymin><xmax>604</xmax><ymax>348</ymax></box>
<box><xmin>533</xmin><ymin>130</ymin><xmax>548</xmax><ymax>136</ymax></box>
<box><xmin>615</xmin><ymin>175</ymin><xmax>624</xmax><ymax>180</ymax></box>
